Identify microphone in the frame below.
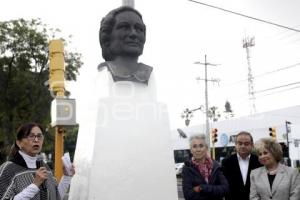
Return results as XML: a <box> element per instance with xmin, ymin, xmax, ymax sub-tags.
<box><xmin>36</xmin><ymin>155</ymin><xmax>47</xmax><ymax>190</ymax></box>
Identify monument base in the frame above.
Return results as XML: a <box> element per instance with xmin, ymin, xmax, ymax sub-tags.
<box><xmin>69</xmin><ymin>69</ymin><xmax>178</xmax><ymax>200</ymax></box>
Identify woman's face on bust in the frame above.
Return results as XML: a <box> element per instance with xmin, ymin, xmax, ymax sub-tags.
<box><xmin>109</xmin><ymin>10</ymin><xmax>146</xmax><ymax>58</ymax></box>
<box><xmin>17</xmin><ymin>126</ymin><xmax>44</xmax><ymax>157</ymax></box>
<box><xmin>190</xmin><ymin>138</ymin><xmax>208</xmax><ymax>162</ymax></box>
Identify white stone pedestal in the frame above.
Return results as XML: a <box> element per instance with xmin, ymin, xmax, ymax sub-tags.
<box><xmin>69</xmin><ymin>68</ymin><xmax>178</xmax><ymax>200</ymax></box>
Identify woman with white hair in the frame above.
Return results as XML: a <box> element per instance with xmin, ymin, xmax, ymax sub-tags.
<box><xmin>182</xmin><ymin>134</ymin><xmax>229</xmax><ymax>200</ymax></box>
<box><xmin>250</xmin><ymin>138</ymin><xmax>300</xmax><ymax>200</ymax></box>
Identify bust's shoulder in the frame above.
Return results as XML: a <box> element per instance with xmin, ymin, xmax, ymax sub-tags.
<box><xmin>97</xmin><ymin>61</ymin><xmax>153</xmax><ymax>85</ymax></box>
<box><xmin>98</xmin><ymin>62</ymin><xmax>109</xmax><ymax>71</ymax></box>
<box><xmin>97</xmin><ymin>62</ymin><xmax>152</xmax><ymax>72</ymax></box>
<box><xmin>138</xmin><ymin>63</ymin><xmax>153</xmax><ymax>72</ymax></box>
<box><xmin>135</xmin><ymin>63</ymin><xmax>153</xmax><ymax>83</ymax></box>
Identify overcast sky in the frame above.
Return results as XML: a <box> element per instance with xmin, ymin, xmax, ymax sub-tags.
<box><xmin>1</xmin><ymin>0</ymin><xmax>300</xmax><ymax>129</ymax></box>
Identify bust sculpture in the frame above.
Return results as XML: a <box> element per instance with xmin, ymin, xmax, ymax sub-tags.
<box><xmin>69</xmin><ymin>6</ymin><xmax>178</xmax><ymax>200</ymax></box>
<box><xmin>98</xmin><ymin>6</ymin><xmax>152</xmax><ymax>85</ymax></box>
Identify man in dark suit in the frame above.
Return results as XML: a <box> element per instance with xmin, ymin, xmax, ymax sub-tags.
<box><xmin>221</xmin><ymin>131</ymin><xmax>262</xmax><ymax>200</ymax></box>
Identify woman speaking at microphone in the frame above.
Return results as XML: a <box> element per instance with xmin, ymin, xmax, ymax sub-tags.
<box><xmin>0</xmin><ymin>122</ymin><xmax>75</xmax><ymax>200</ymax></box>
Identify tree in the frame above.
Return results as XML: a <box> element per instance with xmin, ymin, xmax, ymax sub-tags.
<box><xmin>0</xmin><ymin>18</ymin><xmax>82</xmax><ymax>163</ymax></box>
<box><xmin>224</xmin><ymin>100</ymin><xmax>234</xmax><ymax>119</ymax></box>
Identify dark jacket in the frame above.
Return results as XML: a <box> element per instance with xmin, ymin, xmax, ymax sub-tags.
<box><xmin>221</xmin><ymin>154</ymin><xmax>262</xmax><ymax>200</ymax></box>
<box><xmin>182</xmin><ymin>160</ymin><xmax>229</xmax><ymax>200</ymax></box>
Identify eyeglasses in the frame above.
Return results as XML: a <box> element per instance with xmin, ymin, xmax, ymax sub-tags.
<box><xmin>26</xmin><ymin>134</ymin><xmax>44</xmax><ymax>141</ymax></box>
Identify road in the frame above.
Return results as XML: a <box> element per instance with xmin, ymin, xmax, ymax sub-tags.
<box><xmin>177</xmin><ymin>177</ymin><xmax>184</xmax><ymax>200</ymax></box>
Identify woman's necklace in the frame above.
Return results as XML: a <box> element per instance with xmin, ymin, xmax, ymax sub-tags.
<box><xmin>267</xmin><ymin>165</ymin><xmax>278</xmax><ymax>175</ymax></box>
<box><xmin>268</xmin><ymin>169</ymin><xmax>277</xmax><ymax>175</ymax></box>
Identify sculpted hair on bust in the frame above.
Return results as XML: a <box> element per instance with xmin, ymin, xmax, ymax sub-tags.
<box><xmin>99</xmin><ymin>6</ymin><xmax>145</xmax><ymax>61</ymax></box>
<box><xmin>189</xmin><ymin>134</ymin><xmax>207</xmax><ymax>148</ymax></box>
<box><xmin>254</xmin><ymin>138</ymin><xmax>283</xmax><ymax>162</ymax></box>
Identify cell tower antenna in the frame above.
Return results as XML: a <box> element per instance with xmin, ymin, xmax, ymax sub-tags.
<box><xmin>243</xmin><ymin>36</ymin><xmax>256</xmax><ymax>114</ymax></box>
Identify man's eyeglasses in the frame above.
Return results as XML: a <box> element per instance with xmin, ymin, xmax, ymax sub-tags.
<box><xmin>26</xmin><ymin>134</ymin><xmax>44</xmax><ymax>141</ymax></box>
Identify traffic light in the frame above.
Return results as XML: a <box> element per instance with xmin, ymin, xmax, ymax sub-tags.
<box><xmin>211</xmin><ymin>128</ymin><xmax>218</xmax><ymax>144</ymax></box>
<box><xmin>49</xmin><ymin>39</ymin><xmax>65</xmax><ymax>94</ymax></box>
<box><xmin>269</xmin><ymin>127</ymin><xmax>276</xmax><ymax>140</ymax></box>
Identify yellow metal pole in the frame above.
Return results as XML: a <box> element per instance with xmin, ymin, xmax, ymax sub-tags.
<box><xmin>49</xmin><ymin>39</ymin><xmax>65</xmax><ymax>181</ymax></box>
<box><xmin>212</xmin><ymin>143</ymin><xmax>215</xmax><ymax>160</ymax></box>
<box><xmin>55</xmin><ymin>126</ymin><xmax>64</xmax><ymax>180</ymax></box>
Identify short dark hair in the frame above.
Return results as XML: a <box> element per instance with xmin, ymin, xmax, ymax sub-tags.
<box><xmin>236</xmin><ymin>131</ymin><xmax>253</xmax><ymax>144</ymax></box>
<box><xmin>9</xmin><ymin>122</ymin><xmax>44</xmax><ymax>158</ymax></box>
<box><xmin>99</xmin><ymin>6</ymin><xmax>145</xmax><ymax>61</ymax></box>
<box><xmin>16</xmin><ymin>122</ymin><xmax>44</xmax><ymax>140</ymax></box>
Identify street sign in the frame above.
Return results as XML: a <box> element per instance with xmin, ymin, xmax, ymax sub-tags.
<box><xmin>220</xmin><ymin>133</ymin><xmax>229</xmax><ymax>146</ymax></box>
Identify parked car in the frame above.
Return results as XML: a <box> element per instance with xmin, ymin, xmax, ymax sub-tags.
<box><xmin>175</xmin><ymin>162</ymin><xmax>184</xmax><ymax>176</ymax></box>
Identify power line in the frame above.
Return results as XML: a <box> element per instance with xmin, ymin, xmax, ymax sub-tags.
<box><xmin>255</xmin><ymin>85</ymin><xmax>300</xmax><ymax>98</ymax></box>
<box><xmin>254</xmin><ymin>62</ymin><xmax>300</xmax><ymax>79</ymax></box>
<box><xmin>272</xmin><ymin>25</ymin><xmax>300</xmax><ymax>39</ymax></box>
<box><xmin>210</xmin><ymin>81</ymin><xmax>300</xmax><ymax>103</ymax></box>
<box><xmin>188</xmin><ymin>0</ymin><xmax>300</xmax><ymax>33</ymax></box>
<box><xmin>277</xmin><ymin>30</ymin><xmax>300</xmax><ymax>41</ymax></box>
<box><xmin>215</xmin><ymin>62</ymin><xmax>300</xmax><ymax>88</ymax></box>
<box><xmin>254</xmin><ymin>81</ymin><xmax>300</xmax><ymax>94</ymax></box>
<box><xmin>216</xmin><ymin>84</ymin><xmax>300</xmax><ymax>107</ymax></box>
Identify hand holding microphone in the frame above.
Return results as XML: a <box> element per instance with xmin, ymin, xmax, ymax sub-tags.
<box><xmin>35</xmin><ymin>158</ymin><xmax>48</xmax><ymax>190</ymax></box>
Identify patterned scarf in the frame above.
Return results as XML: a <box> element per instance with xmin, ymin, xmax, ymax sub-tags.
<box><xmin>192</xmin><ymin>156</ymin><xmax>213</xmax><ymax>183</ymax></box>
<box><xmin>0</xmin><ymin>151</ymin><xmax>61</xmax><ymax>200</ymax></box>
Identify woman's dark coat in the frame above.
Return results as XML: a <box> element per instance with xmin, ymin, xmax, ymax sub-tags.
<box><xmin>182</xmin><ymin>160</ymin><xmax>229</xmax><ymax>200</ymax></box>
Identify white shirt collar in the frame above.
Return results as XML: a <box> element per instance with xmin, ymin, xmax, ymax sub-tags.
<box><xmin>18</xmin><ymin>150</ymin><xmax>37</xmax><ymax>168</ymax></box>
<box><xmin>237</xmin><ymin>153</ymin><xmax>251</xmax><ymax>161</ymax></box>
<box><xmin>237</xmin><ymin>153</ymin><xmax>251</xmax><ymax>185</ymax></box>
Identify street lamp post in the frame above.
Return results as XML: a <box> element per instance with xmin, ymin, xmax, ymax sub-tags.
<box><xmin>181</xmin><ymin>106</ymin><xmax>204</xmax><ymax>126</ymax></box>
<box><xmin>285</xmin><ymin>121</ymin><xmax>292</xmax><ymax>166</ymax></box>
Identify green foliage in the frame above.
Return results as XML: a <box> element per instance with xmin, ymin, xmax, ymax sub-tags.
<box><xmin>64</xmin><ymin>126</ymin><xmax>79</xmax><ymax>161</ymax></box>
<box><xmin>0</xmin><ymin>18</ymin><xmax>82</xmax><ymax>163</ymax></box>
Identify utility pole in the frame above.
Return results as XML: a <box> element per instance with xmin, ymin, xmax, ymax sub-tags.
<box><xmin>122</xmin><ymin>0</ymin><xmax>134</xmax><ymax>7</ymax></box>
<box><xmin>194</xmin><ymin>55</ymin><xmax>219</xmax><ymax>149</ymax></box>
<box><xmin>243</xmin><ymin>36</ymin><xmax>256</xmax><ymax>115</ymax></box>
<box><xmin>285</xmin><ymin>121</ymin><xmax>292</xmax><ymax>166</ymax></box>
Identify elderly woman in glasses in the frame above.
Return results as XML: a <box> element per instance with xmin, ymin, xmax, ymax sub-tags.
<box><xmin>182</xmin><ymin>134</ymin><xmax>229</xmax><ymax>200</ymax></box>
<box><xmin>0</xmin><ymin>122</ymin><xmax>75</xmax><ymax>200</ymax></box>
